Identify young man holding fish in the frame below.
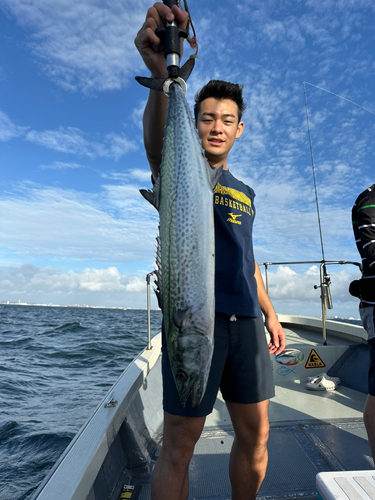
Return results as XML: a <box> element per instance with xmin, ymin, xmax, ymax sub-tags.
<box><xmin>135</xmin><ymin>3</ymin><xmax>286</xmax><ymax>500</ymax></box>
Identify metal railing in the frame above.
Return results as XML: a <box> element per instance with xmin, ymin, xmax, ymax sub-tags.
<box><xmin>259</xmin><ymin>260</ymin><xmax>362</xmax><ymax>345</ymax></box>
<box><xmin>146</xmin><ymin>271</ymin><xmax>156</xmax><ymax>350</ymax></box>
<box><xmin>145</xmin><ymin>260</ymin><xmax>362</xmax><ymax>348</ymax></box>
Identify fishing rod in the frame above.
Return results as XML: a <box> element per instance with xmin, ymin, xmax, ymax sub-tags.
<box><xmin>136</xmin><ymin>0</ymin><xmax>197</xmax><ymax>95</ymax></box>
<box><xmin>303</xmin><ymin>82</ymin><xmax>373</xmax><ymax>342</ymax></box>
<box><xmin>303</xmin><ymin>82</ymin><xmax>326</xmax><ymax>263</ymax></box>
<box><xmin>303</xmin><ymin>82</ymin><xmax>332</xmax><ymax>341</ymax></box>
<box><xmin>303</xmin><ymin>80</ymin><xmax>375</xmax><ymax>262</ymax></box>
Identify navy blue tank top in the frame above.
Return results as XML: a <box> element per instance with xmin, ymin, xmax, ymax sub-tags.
<box><xmin>213</xmin><ymin>168</ymin><xmax>261</xmax><ymax>317</ymax></box>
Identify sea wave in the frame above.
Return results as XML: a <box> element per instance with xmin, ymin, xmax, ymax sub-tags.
<box><xmin>0</xmin><ymin>304</ymin><xmax>162</xmax><ymax>500</ymax></box>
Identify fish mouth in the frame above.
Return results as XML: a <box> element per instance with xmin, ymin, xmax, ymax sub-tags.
<box><xmin>176</xmin><ymin>372</ymin><xmax>205</xmax><ymax>410</ymax></box>
<box><xmin>190</xmin><ymin>385</ymin><xmax>205</xmax><ymax>409</ymax></box>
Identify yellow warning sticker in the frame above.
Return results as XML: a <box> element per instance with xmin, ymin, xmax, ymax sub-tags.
<box><xmin>120</xmin><ymin>485</ymin><xmax>135</xmax><ymax>499</ymax></box>
<box><xmin>304</xmin><ymin>348</ymin><xmax>326</xmax><ymax>369</ymax></box>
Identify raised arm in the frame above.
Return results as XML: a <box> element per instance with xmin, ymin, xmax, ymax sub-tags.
<box><xmin>134</xmin><ymin>3</ymin><xmax>189</xmax><ymax>180</ymax></box>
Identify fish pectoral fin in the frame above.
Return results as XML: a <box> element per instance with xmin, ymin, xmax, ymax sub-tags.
<box><xmin>173</xmin><ymin>306</ymin><xmax>191</xmax><ymax>329</ymax></box>
<box><xmin>208</xmin><ymin>163</ymin><xmax>224</xmax><ymax>190</ymax></box>
<box><xmin>135</xmin><ymin>76</ymin><xmax>164</xmax><ymax>92</ymax></box>
<box><xmin>136</xmin><ymin>59</ymin><xmax>195</xmax><ymax>93</ymax></box>
<box><xmin>140</xmin><ymin>176</ymin><xmax>160</xmax><ymax>210</ymax></box>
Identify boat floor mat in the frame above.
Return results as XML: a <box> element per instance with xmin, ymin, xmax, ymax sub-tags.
<box><xmin>134</xmin><ymin>420</ymin><xmax>373</xmax><ymax>500</ymax></box>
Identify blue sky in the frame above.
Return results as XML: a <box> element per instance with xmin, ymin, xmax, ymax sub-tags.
<box><xmin>0</xmin><ymin>0</ymin><xmax>374</xmax><ymax>318</ymax></box>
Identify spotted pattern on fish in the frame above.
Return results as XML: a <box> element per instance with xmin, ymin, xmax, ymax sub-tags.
<box><xmin>140</xmin><ymin>83</ymin><xmax>222</xmax><ymax>408</ymax></box>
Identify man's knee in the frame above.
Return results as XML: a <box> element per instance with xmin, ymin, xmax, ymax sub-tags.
<box><xmin>239</xmin><ymin>419</ymin><xmax>269</xmax><ymax>448</ymax></box>
<box><xmin>227</xmin><ymin>401</ymin><xmax>270</xmax><ymax>447</ymax></box>
<box><xmin>161</xmin><ymin>412</ymin><xmax>205</xmax><ymax>466</ymax></box>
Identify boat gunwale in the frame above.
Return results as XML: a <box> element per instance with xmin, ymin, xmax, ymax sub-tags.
<box><xmin>277</xmin><ymin>314</ymin><xmax>367</xmax><ymax>344</ymax></box>
<box><xmin>30</xmin><ymin>333</ymin><xmax>162</xmax><ymax>500</ymax></box>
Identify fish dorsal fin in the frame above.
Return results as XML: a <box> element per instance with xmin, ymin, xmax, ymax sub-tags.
<box><xmin>139</xmin><ymin>175</ymin><xmax>161</xmax><ymax>210</ymax></box>
<box><xmin>208</xmin><ymin>164</ymin><xmax>224</xmax><ymax>191</ymax></box>
<box><xmin>173</xmin><ymin>306</ymin><xmax>191</xmax><ymax>329</ymax></box>
<box><xmin>154</xmin><ymin>233</ymin><xmax>163</xmax><ymax>310</ymax></box>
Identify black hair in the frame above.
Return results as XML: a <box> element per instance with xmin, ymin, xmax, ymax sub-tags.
<box><xmin>194</xmin><ymin>80</ymin><xmax>246</xmax><ymax>123</ymax></box>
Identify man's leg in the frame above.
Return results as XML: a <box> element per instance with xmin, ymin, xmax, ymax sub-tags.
<box><xmin>226</xmin><ymin>400</ymin><xmax>270</xmax><ymax>500</ymax></box>
<box><xmin>363</xmin><ymin>311</ymin><xmax>375</xmax><ymax>461</ymax></box>
<box><xmin>151</xmin><ymin>411</ymin><xmax>206</xmax><ymax>500</ymax></box>
<box><xmin>364</xmin><ymin>394</ymin><xmax>375</xmax><ymax>460</ymax></box>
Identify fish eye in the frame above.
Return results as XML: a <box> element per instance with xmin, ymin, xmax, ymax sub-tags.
<box><xmin>176</xmin><ymin>370</ymin><xmax>187</xmax><ymax>382</ymax></box>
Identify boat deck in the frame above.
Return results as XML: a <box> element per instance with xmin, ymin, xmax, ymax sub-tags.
<box><xmin>135</xmin><ymin>323</ymin><xmax>374</xmax><ymax>500</ymax></box>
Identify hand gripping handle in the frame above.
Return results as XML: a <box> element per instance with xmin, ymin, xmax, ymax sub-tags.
<box><xmin>156</xmin><ymin>0</ymin><xmax>188</xmax><ymax>78</ymax></box>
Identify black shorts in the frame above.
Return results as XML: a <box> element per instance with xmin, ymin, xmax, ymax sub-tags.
<box><xmin>162</xmin><ymin>312</ymin><xmax>275</xmax><ymax>417</ymax></box>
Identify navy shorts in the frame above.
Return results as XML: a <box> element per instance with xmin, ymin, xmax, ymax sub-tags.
<box><xmin>162</xmin><ymin>312</ymin><xmax>275</xmax><ymax>417</ymax></box>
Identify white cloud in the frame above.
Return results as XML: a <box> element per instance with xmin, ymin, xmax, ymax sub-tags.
<box><xmin>0</xmin><ymin>183</ymin><xmax>158</xmax><ymax>262</ymax></box>
<box><xmin>260</xmin><ymin>264</ymin><xmax>361</xmax><ymax>318</ymax></box>
<box><xmin>105</xmin><ymin>132</ymin><xmax>139</xmax><ymax>160</ymax></box>
<box><xmin>0</xmin><ymin>262</ymin><xmax>361</xmax><ymax>315</ymax></box>
<box><xmin>0</xmin><ymin>110</ymin><xmax>29</xmax><ymax>141</ymax></box>
<box><xmin>101</xmin><ymin>169</ymin><xmax>151</xmax><ymax>183</ymax></box>
<box><xmin>78</xmin><ymin>267</ymin><xmax>145</xmax><ymax>292</ymax></box>
<box><xmin>1</xmin><ymin>108</ymin><xmax>139</xmax><ymax>159</ymax></box>
<box><xmin>0</xmin><ymin>264</ymin><xmax>155</xmax><ymax>307</ymax></box>
<box><xmin>0</xmin><ymin>0</ymin><xmax>151</xmax><ymax>93</ymax></box>
<box><xmin>25</xmin><ymin>127</ymin><xmax>138</xmax><ymax>159</ymax></box>
<box><xmin>131</xmin><ymin>99</ymin><xmax>147</xmax><ymax>129</ymax></box>
<box><xmin>39</xmin><ymin>161</ymin><xmax>84</xmax><ymax>170</ymax></box>
<box><xmin>129</xmin><ymin>169</ymin><xmax>153</xmax><ymax>182</ymax></box>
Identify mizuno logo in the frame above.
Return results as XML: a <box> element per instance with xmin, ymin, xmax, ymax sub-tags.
<box><xmin>227</xmin><ymin>213</ymin><xmax>242</xmax><ymax>225</ymax></box>
<box><xmin>229</xmin><ymin>213</ymin><xmax>241</xmax><ymax>220</ymax></box>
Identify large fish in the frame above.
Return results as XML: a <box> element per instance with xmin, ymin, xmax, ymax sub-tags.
<box><xmin>140</xmin><ymin>82</ymin><xmax>222</xmax><ymax>408</ymax></box>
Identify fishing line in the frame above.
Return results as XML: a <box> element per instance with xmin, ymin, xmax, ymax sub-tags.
<box><xmin>304</xmin><ymin>81</ymin><xmax>375</xmax><ymax>116</ymax></box>
<box><xmin>302</xmin><ymin>81</ymin><xmax>374</xmax><ymax>262</ymax></box>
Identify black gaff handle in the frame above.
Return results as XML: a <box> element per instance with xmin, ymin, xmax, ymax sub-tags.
<box><xmin>163</xmin><ymin>0</ymin><xmax>178</xmax><ymax>7</ymax></box>
<box><xmin>156</xmin><ymin>0</ymin><xmax>188</xmax><ymax>78</ymax></box>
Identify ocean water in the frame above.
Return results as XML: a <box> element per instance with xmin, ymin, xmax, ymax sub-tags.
<box><xmin>0</xmin><ymin>304</ymin><xmax>162</xmax><ymax>500</ymax></box>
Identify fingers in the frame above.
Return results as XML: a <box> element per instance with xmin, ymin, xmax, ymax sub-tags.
<box><xmin>171</xmin><ymin>4</ymin><xmax>189</xmax><ymax>29</ymax></box>
<box><xmin>149</xmin><ymin>3</ymin><xmax>189</xmax><ymax>26</ymax></box>
<box><xmin>135</xmin><ymin>7</ymin><xmax>165</xmax><ymax>53</ymax></box>
<box><xmin>273</xmin><ymin>343</ymin><xmax>285</xmax><ymax>356</ymax></box>
<box><xmin>268</xmin><ymin>326</ymin><xmax>286</xmax><ymax>355</ymax></box>
<box><xmin>136</xmin><ymin>17</ymin><xmax>162</xmax><ymax>53</ymax></box>
<box><xmin>145</xmin><ymin>3</ymin><xmax>188</xmax><ymax>31</ymax></box>
<box><xmin>134</xmin><ymin>5</ymin><xmax>168</xmax><ymax>78</ymax></box>
<box><xmin>134</xmin><ymin>3</ymin><xmax>189</xmax><ymax>78</ymax></box>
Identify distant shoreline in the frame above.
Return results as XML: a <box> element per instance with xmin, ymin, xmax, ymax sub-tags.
<box><xmin>0</xmin><ymin>302</ymin><xmax>357</xmax><ymax>322</ymax></box>
<box><xmin>0</xmin><ymin>302</ymin><xmax>161</xmax><ymax>311</ymax></box>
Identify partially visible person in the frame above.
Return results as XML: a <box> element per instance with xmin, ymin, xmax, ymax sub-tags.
<box><xmin>350</xmin><ymin>183</ymin><xmax>375</xmax><ymax>458</ymax></box>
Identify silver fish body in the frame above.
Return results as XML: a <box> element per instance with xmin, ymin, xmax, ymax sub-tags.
<box><xmin>141</xmin><ymin>83</ymin><xmax>222</xmax><ymax>408</ymax></box>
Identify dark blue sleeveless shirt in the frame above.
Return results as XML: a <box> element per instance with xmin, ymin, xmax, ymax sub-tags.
<box><xmin>213</xmin><ymin>168</ymin><xmax>261</xmax><ymax>317</ymax></box>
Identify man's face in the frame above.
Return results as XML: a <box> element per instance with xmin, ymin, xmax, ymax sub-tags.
<box><xmin>196</xmin><ymin>98</ymin><xmax>244</xmax><ymax>168</ymax></box>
